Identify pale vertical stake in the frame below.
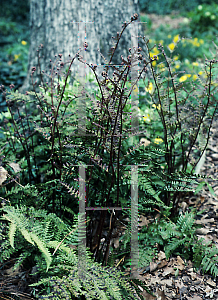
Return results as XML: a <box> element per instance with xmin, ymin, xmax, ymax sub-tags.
<box><xmin>130</xmin><ymin>165</ymin><xmax>139</xmax><ymax>278</ymax></box>
<box><xmin>78</xmin><ymin>164</ymin><xmax>86</xmax><ymax>280</ymax></box>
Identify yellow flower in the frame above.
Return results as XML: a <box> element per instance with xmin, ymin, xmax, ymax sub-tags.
<box><xmin>168</xmin><ymin>43</ymin><xmax>175</xmax><ymax>52</ymax></box>
<box><xmin>168</xmin><ymin>34</ymin><xmax>172</xmax><ymax>38</ymax></box>
<box><xmin>159</xmin><ymin>40</ymin><xmax>164</xmax><ymax>44</ymax></box>
<box><xmin>179</xmin><ymin>75</ymin><xmax>188</xmax><ymax>82</ymax></box>
<box><xmin>192</xmin><ymin>62</ymin><xmax>199</xmax><ymax>66</ymax></box>
<box><xmin>143</xmin><ymin>114</ymin><xmax>151</xmax><ymax>122</ymax></box>
<box><xmin>172</xmin><ymin>68</ymin><xmax>176</xmax><ymax>72</ymax></box>
<box><xmin>152</xmin><ymin>61</ymin><xmax>157</xmax><ymax>67</ymax></box>
<box><xmin>193</xmin><ymin>74</ymin><xmax>198</xmax><ymax>80</ymax></box>
<box><xmin>154</xmin><ymin>137</ymin><xmax>163</xmax><ymax>144</ymax></box>
<box><xmin>173</xmin><ymin>34</ymin><xmax>180</xmax><ymax>43</ymax></box>
<box><xmin>152</xmin><ymin>103</ymin><xmax>161</xmax><ymax>110</ymax></box>
<box><xmin>173</xmin><ymin>55</ymin><xmax>179</xmax><ymax>60</ymax></box>
<box><xmin>192</xmin><ymin>38</ymin><xmax>200</xmax><ymax>47</ymax></box>
<box><xmin>187</xmin><ymin>74</ymin><xmax>192</xmax><ymax>78</ymax></box>
<box><xmin>198</xmin><ymin>71</ymin><xmax>203</xmax><ymax>75</ymax></box>
<box><xmin>145</xmin><ymin>82</ymin><xmax>154</xmax><ymax>94</ymax></box>
<box><xmin>175</xmin><ymin>64</ymin><xmax>180</xmax><ymax>69</ymax></box>
<box><xmin>199</xmin><ymin>39</ymin><xmax>204</xmax><ymax>44</ymax></box>
<box><xmin>14</xmin><ymin>54</ymin><xmax>21</xmax><ymax>61</ymax></box>
<box><xmin>21</xmin><ymin>40</ymin><xmax>27</xmax><ymax>46</ymax></box>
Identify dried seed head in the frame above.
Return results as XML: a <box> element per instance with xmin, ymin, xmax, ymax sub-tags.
<box><xmin>122</xmin><ymin>21</ymin><xmax>127</xmax><ymax>28</ymax></box>
<box><xmin>91</xmin><ymin>64</ymin><xmax>97</xmax><ymax>71</ymax></box>
<box><xmin>131</xmin><ymin>13</ymin><xmax>138</xmax><ymax>21</ymax></box>
<box><xmin>133</xmin><ymin>13</ymin><xmax>138</xmax><ymax>20</ymax></box>
<box><xmin>102</xmin><ymin>71</ymin><xmax>107</xmax><ymax>77</ymax></box>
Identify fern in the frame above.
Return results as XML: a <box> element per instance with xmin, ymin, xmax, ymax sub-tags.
<box><xmin>1</xmin><ymin>205</ymin><xmax>146</xmax><ymax>299</ymax></box>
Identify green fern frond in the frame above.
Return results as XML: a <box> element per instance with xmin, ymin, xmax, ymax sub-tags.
<box><xmin>8</xmin><ymin>222</ymin><xmax>16</xmax><ymax>249</ymax></box>
<box><xmin>30</xmin><ymin>232</ymin><xmax>52</xmax><ymax>271</ymax></box>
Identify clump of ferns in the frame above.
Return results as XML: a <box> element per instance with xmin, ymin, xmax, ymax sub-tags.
<box><xmin>0</xmin><ymin>204</ymin><xmax>147</xmax><ymax>300</ymax></box>
<box><xmin>0</xmin><ymin>12</ymin><xmax>180</xmax><ymax>268</ymax></box>
<box><xmin>138</xmin><ymin>209</ymin><xmax>218</xmax><ymax>277</ymax></box>
<box><xmin>1</xmin><ymin>12</ymin><xmax>218</xmax><ymax>279</ymax></box>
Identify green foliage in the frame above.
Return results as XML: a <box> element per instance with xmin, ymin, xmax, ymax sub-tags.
<box><xmin>139</xmin><ymin>210</ymin><xmax>218</xmax><ymax>277</ymax></box>
<box><xmin>0</xmin><ymin>0</ymin><xmax>30</xmax><ymax>22</ymax></box>
<box><xmin>0</xmin><ymin>205</ymin><xmax>144</xmax><ymax>299</ymax></box>
<box><xmin>138</xmin><ymin>0</ymin><xmax>210</xmax><ymax>15</ymax></box>
<box><xmin>188</xmin><ymin>3</ymin><xmax>218</xmax><ymax>35</ymax></box>
<box><xmin>0</xmin><ymin>17</ymin><xmax>29</xmax><ymax>111</ymax></box>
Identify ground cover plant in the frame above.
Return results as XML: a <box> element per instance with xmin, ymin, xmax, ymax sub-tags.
<box><xmin>1</xmin><ymin>9</ymin><xmax>218</xmax><ymax>300</ymax></box>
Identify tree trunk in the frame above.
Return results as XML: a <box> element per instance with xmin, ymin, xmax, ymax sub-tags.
<box><xmin>20</xmin><ymin>0</ymin><xmax>147</xmax><ymax>94</ymax></box>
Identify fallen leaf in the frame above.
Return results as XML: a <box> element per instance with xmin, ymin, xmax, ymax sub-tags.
<box><xmin>156</xmin><ymin>288</ymin><xmax>167</xmax><ymax>300</ymax></box>
<box><xmin>158</xmin><ymin>251</ymin><xmax>166</xmax><ymax>261</ymax></box>
<box><xmin>157</xmin><ymin>259</ymin><xmax>168</xmax><ymax>269</ymax></box>
<box><xmin>0</xmin><ymin>166</ymin><xmax>8</xmax><ymax>185</ymax></box>
<box><xmin>150</xmin><ymin>262</ymin><xmax>158</xmax><ymax>272</ymax></box>
<box><xmin>8</xmin><ymin>162</ymin><xmax>22</xmax><ymax>173</ymax></box>
<box><xmin>207</xmin><ymin>278</ymin><xmax>216</xmax><ymax>287</ymax></box>
<box><xmin>195</xmin><ymin>228</ymin><xmax>211</xmax><ymax>235</ymax></box>
<box><xmin>195</xmin><ymin>218</ymin><xmax>215</xmax><ymax>225</ymax></box>
<box><xmin>162</xmin><ymin>267</ymin><xmax>174</xmax><ymax>276</ymax></box>
<box><xmin>180</xmin><ymin>201</ymin><xmax>188</xmax><ymax>212</ymax></box>
<box><xmin>139</xmin><ymin>215</ymin><xmax>149</xmax><ymax>227</ymax></box>
<box><xmin>186</xmin><ymin>296</ymin><xmax>202</xmax><ymax>300</ymax></box>
<box><xmin>140</xmin><ymin>138</ymin><xmax>151</xmax><ymax>147</ymax></box>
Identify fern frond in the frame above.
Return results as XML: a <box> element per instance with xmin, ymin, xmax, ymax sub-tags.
<box><xmin>8</xmin><ymin>222</ymin><xmax>16</xmax><ymax>249</ymax></box>
<box><xmin>30</xmin><ymin>232</ymin><xmax>52</xmax><ymax>271</ymax></box>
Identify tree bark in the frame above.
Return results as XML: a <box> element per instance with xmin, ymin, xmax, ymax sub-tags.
<box><xmin>20</xmin><ymin>0</ymin><xmax>148</xmax><ymax>94</ymax></box>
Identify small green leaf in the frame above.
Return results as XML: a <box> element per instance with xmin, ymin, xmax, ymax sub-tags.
<box><xmin>174</xmin><ymin>268</ymin><xmax>179</xmax><ymax>278</ymax></box>
<box><xmin>194</xmin><ymin>181</ymin><xmax>205</xmax><ymax>195</ymax></box>
<box><xmin>205</xmin><ymin>181</ymin><xmax>216</xmax><ymax>198</ymax></box>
